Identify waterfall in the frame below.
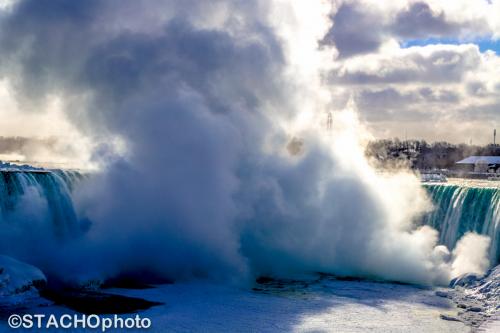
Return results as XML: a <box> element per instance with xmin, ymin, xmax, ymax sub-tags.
<box><xmin>1</xmin><ymin>169</ymin><xmax>497</xmax><ymax>283</ymax></box>
<box><xmin>423</xmin><ymin>184</ymin><xmax>500</xmax><ymax>263</ymax></box>
<box><xmin>0</xmin><ymin>170</ymin><xmax>82</xmax><ymax>240</ymax></box>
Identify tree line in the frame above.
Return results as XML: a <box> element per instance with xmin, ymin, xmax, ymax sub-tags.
<box><xmin>365</xmin><ymin>139</ymin><xmax>500</xmax><ymax>170</ymax></box>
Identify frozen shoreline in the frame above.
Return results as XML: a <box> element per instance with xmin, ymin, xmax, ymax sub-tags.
<box><xmin>3</xmin><ymin>263</ymin><xmax>499</xmax><ymax>332</ymax></box>
<box><xmin>0</xmin><ymin>278</ymin><xmax>473</xmax><ymax>333</ymax></box>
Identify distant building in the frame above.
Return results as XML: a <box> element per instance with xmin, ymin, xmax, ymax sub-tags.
<box><xmin>456</xmin><ymin>156</ymin><xmax>500</xmax><ymax>173</ymax></box>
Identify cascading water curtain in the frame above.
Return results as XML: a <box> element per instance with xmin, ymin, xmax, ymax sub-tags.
<box><xmin>423</xmin><ymin>184</ymin><xmax>500</xmax><ymax>263</ymax></box>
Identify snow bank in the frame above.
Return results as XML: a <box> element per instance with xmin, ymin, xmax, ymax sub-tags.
<box><xmin>438</xmin><ymin>264</ymin><xmax>500</xmax><ymax>328</ymax></box>
<box><xmin>0</xmin><ymin>161</ymin><xmax>44</xmax><ymax>171</ymax></box>
<box><xmin>0</xmin><ymin>255</ymin><xmax>46</xmax><ymax>307</ymax></box>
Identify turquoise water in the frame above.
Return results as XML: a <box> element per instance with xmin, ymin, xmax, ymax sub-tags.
<box><xmin>423</xmin><ymin>184</ymin><xmax>500</xmax><ymax>263</ymax></box>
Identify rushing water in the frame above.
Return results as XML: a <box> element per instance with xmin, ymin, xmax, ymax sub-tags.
<box><xmin>0</xmin><ymin>170</ymin><xmax>82</xmax><ymax>239</ymax></box>
<box><xmin>422</xmin><ymin>184</ymin><xmax>500</xmax><ymax>263</ymax></box>
<box><xmin>1</xmin><ymin>170</ymin><xmax>499</xmax><ymax>269</ymax></box>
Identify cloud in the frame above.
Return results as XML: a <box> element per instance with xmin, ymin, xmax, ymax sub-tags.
<box><xmin>323</xmin><ymin>0</ymin><xmax>500</xmax><ymax>144</ymax></box>
<box><xmin>331</xmin><ymin>44</ymin><xmax>481</xmax><ymax>85</ymax></box>
<box><xmin>0</xmin><ymin>0</ymin><xmax>498</xmax><ymax>154</ymax></box>
<box><xmin>392</xmin><ymin>1</ymin><xmax>489</xmax><ymax>39</ymax></box>
<box><xmin>393</xmin><ymin>2</ymin><xmax>459</xmax><ymax>38</ymax></box>
<box><xmin>323</xmin><ymin>2</ymin><xmax>385</xmax><ymax>58</ymax></box>
<box><xmin>356</xmin><ymin>87</ymin><xmax>459</xmax><ymax>121</ymax></box>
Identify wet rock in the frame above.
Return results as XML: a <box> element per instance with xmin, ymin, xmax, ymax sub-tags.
<box><xmin>256</xmin><ymin>276</ymin><xmax>275</xmax><ymax>284</ymax></box>
<box><xmin>466</xmin><ymin>307</ymin><xmax>482</xmax><ymax>312</ymax></box>
<box><xmin>440</xmin><ymin>314</ymin><xmax>461</xmax><ymax>322</ymax></box>
<box><xmin>40</xmin><ymin>289</ymin><xmax>163</xmax><ymax>314</ymax></box>
<box><xmin>449</xmin><ymin>273</ymin><xmax>479</xmax><ymax>288</ymax></box>
<box><xmin>435</xmin><ymin>290</ymin><xmax>449</xmax><ymax>298</ymax></box>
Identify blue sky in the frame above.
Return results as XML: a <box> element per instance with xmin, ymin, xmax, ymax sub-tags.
<box><xmin>402</xmin><ymin>38</ymin><xmax>500</xmax><ymax>54</ymax></box>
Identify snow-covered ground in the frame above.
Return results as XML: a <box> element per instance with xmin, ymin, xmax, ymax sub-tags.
<box><xmin>111</xmin><ymin>279</ymin><xmax>473</xmax><ymax>333</ymax></box>
<box><xmin>0</xmin><ymin>255</ymin><xmax>47</xmax><ymax>310</ymax></box>
<box><xmin>0</xmin><ymin>161</ymin><xmax>45</xmax><ymax>172</ymax></box>
<box><xmin>0</xmin><ymin>277</ymin><xmax>474</xmax><ymax>333</ymax></box>
<box><xmin>443</xmin><ymin>265</ymin><xmax>500</xmax><ymax>329</ymax></box>
<box><xmin>2</xmin><ymin>256</ymin><xmax>498</xmax><ymax>332</ymax></box>
<box><xmin>479</xmin><ymin>318</ymin><xmax>500</xmax><ymax>333</ymax></box>
<box><xmin>441</xmin><ymin>178</ymin><xmax>500</xmax><ymax>188</ymax></box>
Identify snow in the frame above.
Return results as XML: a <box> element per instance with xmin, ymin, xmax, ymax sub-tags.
<box><xmin>97</xmin><ymin>278</ymin><xmax>470</xmax><ymax>333</ymax></box>
<box><xmin>479</xmin><ymin>317</ymin><xmax>500</xmax><ymax>332</ymax></box>
<box><xmin>0</xmin><ymin>264</ymin><xmax>493</xmax><ymax>332</ymax></box>
<box><xmin>456</xmin><ymin>156</ymin><xmax>500</xmax><ymax>165</ymax></box>
<box><xmin>444</xmin><ymin>178</ymin><xmax>500</xmax><ymax>189</ymax></box>
<box><xmin>0</xmin><ymin>255</ymin><xmax>46</xmax><ymax>296</ymax></box>
<box><xmin>0</xmin><ymin>161</ymin><xmax>45</xmax><ymax>172</ymax></box>
<box><xmin>0</xmin><ymin>255</ymin><xmax>47</xmax><ymax>309</ymax></box>
<box><xmin>445</xmin><ymin>265</ymin><xmax>500</xmax><ymax>329</ymax></box>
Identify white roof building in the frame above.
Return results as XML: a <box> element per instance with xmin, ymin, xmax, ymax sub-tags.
<box><xmin>456</xmin><ymin>156</ymin><xmax>500</xmax><ymax>164</ymax></box>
